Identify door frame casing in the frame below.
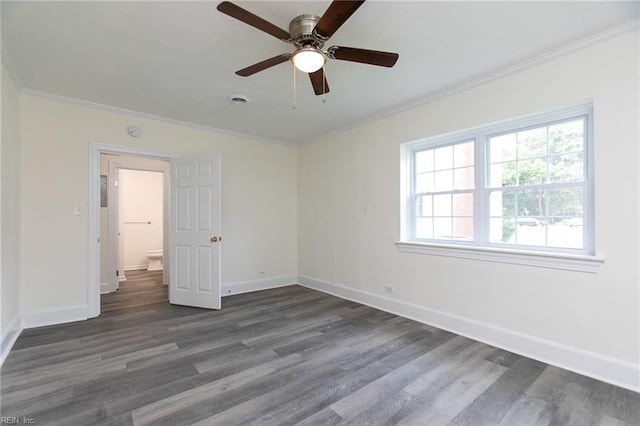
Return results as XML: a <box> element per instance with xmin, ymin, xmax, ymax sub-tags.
<box><xmin>88</xmin><ymin>143</ymin><xmax>176</xmax><ymax>318</ymax></box>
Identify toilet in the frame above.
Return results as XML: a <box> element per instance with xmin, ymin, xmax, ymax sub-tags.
<box><xmin>147</xmin><ymin>249</ymin><xmax>163</xmax><ymax>271</ymax></box>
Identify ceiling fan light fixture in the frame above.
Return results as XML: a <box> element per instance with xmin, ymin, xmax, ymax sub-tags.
<box><xmin>292</xmin><ymin>47</ymin><xmax>326</xmax><ymax>73</ymax></box>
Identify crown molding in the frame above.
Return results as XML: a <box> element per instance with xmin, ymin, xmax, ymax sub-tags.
<box><xmin>2</xmin><ymin>41</ymin><xmax>294</xmax><ymax>147</ymax></box>
<box><xmin>20</xmin><ymin>88</ymin><xmax>297</xmax><ymax>147</ymax></box>
<box><xmin>1</xmin><ymin>41</ymin><xmax>25</xmax><ymax>91</ymax></box>
<box><xmin>301</xmin><ymin>19</ymin><xmax>640</xmax><ymax>146</ymax></box>
<box><xmin>4</xmin><ymin>18</ymin><xmax>637</xmax><ymax>148</ymax></box>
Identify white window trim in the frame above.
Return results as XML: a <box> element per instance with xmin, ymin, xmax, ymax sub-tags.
<box><xmin>399</xmin><ymin>103</ymin><xmax>603</xmax><ymax>272</ymax></box>
<box><xmin>395</xmin><ymin>241</ymin><xmax>604</xmax><ymax>273</ymax></box>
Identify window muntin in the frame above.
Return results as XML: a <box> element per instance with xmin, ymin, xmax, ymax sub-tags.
<box><xmin>406</xmin><ymin>107</ymin><xmax>592</xmax><ymax>255</ymax></box>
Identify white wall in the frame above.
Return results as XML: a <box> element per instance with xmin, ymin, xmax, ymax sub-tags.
<box><xmin>19</xmin><ymin>94</ymin><xmax>298</xmax><ymax>317</ymax></box>
<box><xmin>298</xmin><ymin>29</ymin><xmax>639</xmax><ymax>389</ymax></box>
<box><xmin>120</xmin><ymin>169</ymin><xmax>163</xmax><ymax>270</ymax></box>
<box><xmin>1</xmin><ymin>64</ymin><xmax>22</xmax><ymax>361</ymax></box>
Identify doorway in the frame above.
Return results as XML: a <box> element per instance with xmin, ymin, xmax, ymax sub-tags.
<box><xmin>100</xmin><ymin>157</ymin><xmax>169</xmax><ymax>295</ymax></box>
<box><xmin>89</xmin><ymin>144</ymin><xmax>174</xmax><ymax>318</ymax></box>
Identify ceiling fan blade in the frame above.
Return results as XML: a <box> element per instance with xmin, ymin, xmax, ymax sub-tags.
<box><xmin>309</xmin><ymin>69</ymin><xmax>330</xmax><ymax>95</ymax></box>
<box><xmin>217</xmin><ymin>1</ymin><xmax>291</xmax><ymax>42</ymax></box>
<box><xmin>314</xmin><ymin>1</ymin><xmax>365</xmax><ymax>39</ymax></box>
<box><xmin>236</xmin><ymin>54</ymin><xmax>291</xmax><ymax>77</ymax></box>
<box><xmin>329</xmin><ymin>46</ymin><xmax>399</xmax><ymax>67</ymax></box>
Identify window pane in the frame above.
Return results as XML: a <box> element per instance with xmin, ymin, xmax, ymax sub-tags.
<box><xmin>434</xmin><ymin>169</ymin><xmax>454</xmax><ymax>192</ymax></box>
<box><xmin>454</xmin><ymin>166</ymin><xmax>474</xmax><ymax>190</ymax></box>
<box><xmin>550</xmin><ymin>119</ymin><xmax>584</xmax><ymax>154</ymax></box>
<box><xmin>517</xmin><ymin>158</ymin><xmax>547</xmax><ymax>185</ymax></box>
<box><xmin>490</xmin><ymin>133</ymin><xmax>516</xmax><ymax>163</ymax></box>
<box><xmin>434</xmin><ymin>145</ymin><xmax>453</xmax><ymax>170</ymax></box>
<box><xmin>548</xmin><ymin>228</ymin><xmax>583</xmax><ymax>249</ymax></box>
<box><xmin>490</xmin><ymin>190</ymin><xmax>516</xmax><ymax>217</ymax></box>
<box><xmin>433</xmin><ymin>194</ymin><xmax>452</xmax><ymax>216</ymax></box>
<box><xmin>490</xmin><ymin>161</ymin><xmax>516</xmax><ymax>187</ymax></box>
<box><xmin>518</xmin><ymin>188</ymin><xmax>544</xmax><ymax>217</ymax></box>
<box><xmin>415</xmin><ymin>172</ymin><xmax>434</xmax><ymax>193</ymax></box>
<box><xmin>548</xmin><ymin>186</ymin><xmax>583</xmax><ymax>217</ymax></box>
<box><xmin>452</xmin><ymin>193</ymin><xmax>473</xmax><ymax>216</ymax></box>
<box><xmin>514</xmin><ymin>222</ymin><xmax>546</xmax><ymax>246</ymax></box>
<box><xmin>453</xmin><ymin>217</ymin><xmax>473</xmax><ymax>240</ymax></box>
<box><xmin>490</xmin><ymin>217</ymin><xmax>515</xmax><ymax>243</ymax></box>
<box><xmin>517</xmin><ymin>127</ymin><xmax>547</xmax><ymax>157</ymax></box>
<box><xmin>415</xmin><ymin>149</ymin><xmax>434</xmax><ymax>173</ymax></box>
<box><xmin>550</xmin><ymin>152</ymin><xmax>583</xmax><ymax>183</ymax></box>
<box><xmin>492</xmin><ymin>188</ymin><xmax>585</xmax><ymax>250</ymax></box>
<box><xmin>433</xmin><ymin>217</ymin><xmax>452</xmax><ymax>239</ymax></box>
<box><xmin>415</xmin><ymin>217</ymin><xmax>433</xmax><ymax>239</ymax></box>
<box><xmin>454</xmin><ymin>141</ymin><xmax>475</xmax><ymax>167</ymax></box>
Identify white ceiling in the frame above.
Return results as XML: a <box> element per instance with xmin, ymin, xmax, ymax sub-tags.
<box><xmin>2</xmin><ymin>1</ymin><xmax>638</xmax><ymax>145</ymax></box>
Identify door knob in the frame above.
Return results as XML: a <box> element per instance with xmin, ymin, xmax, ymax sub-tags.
<box><xmin>211</xmin><ymin>236</ymin><xmax>218</xmax><ymax>242</ymax></box>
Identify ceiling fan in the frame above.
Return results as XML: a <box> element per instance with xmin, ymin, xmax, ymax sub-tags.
<box><xmin>217</xmin><ymin>1</ymin><xmax>399</xmax><ymax>96</ymax></box>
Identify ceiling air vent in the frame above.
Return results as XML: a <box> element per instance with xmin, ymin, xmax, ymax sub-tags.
<box><xmin>229</xmin><ymin>95</ymin><xmax>249</xmax><ymax>104</ymax></box>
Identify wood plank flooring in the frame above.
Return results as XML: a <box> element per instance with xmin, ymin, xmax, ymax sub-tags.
<box><xmin>1</xmin><ymin>270</ymin><xmax>638</xmax><ymax>425</ymax></box>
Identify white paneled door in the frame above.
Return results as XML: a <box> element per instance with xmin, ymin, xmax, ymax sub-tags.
<box><xmin>169</xmin><ymin>154</ymin><xmax>221</xmax><ymax>309</ymax></box>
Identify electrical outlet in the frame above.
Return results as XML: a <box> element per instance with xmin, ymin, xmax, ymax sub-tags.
<box><xmin>384</xmin><ymin>285</ymin><xmax>394</xmax><ymax>294</ymax></box>
<box><xmin>259</xmin><ymin>271</ymin><xmax>265</xmax><ymax>277</ymax></box>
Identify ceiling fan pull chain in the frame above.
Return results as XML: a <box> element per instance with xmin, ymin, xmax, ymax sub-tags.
<box><xmin>292</xmin><ymin>62</ymin><xmax>297</xmax><ymax>109</ymax></box>
<box><xmin>322</xmin><ymin>66</ymin><xmax>327</xmax><ymax>104</ymax></box>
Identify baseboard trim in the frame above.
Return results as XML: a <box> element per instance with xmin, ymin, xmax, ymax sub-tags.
<box><xmin>222</xmin><ymin>275</ymin><xmax>296</xmax><ymax>297</ymax></box>
<box><xmin>297</xmin><ymin>274</ymin><xmax>640</xmax><ymax>393</ymax></box>
<box><xmin>100</xmin><ymin>282</ymin><xmax>118</xmax><ymax>294</ymax></box>
<box><xmin>21</xmin><ymin>305</ymin><xmax>89</xmax><ymax>329</ymax></box>
<box><xmin>124</xmin><ymin>265</ymin><xmax>147</xmax><ymax>271</ymax></box>
<box><xmin>0</xmin><ymin>315</ymin><xmax>23</xmax><ymax>367</ymax></box>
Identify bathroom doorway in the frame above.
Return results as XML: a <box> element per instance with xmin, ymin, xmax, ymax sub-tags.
<box><xmin>99</xmin><ymin>154</ymin><xmax>170</xmax><ymax>296</ymax></box>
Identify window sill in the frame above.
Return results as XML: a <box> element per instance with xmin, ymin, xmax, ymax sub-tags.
<box><xmin>395</xmin><ymin>241</ymin><xmax>604</xmax><ymax>273</ymax></box>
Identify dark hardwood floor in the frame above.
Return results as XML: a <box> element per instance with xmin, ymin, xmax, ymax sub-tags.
<box><xmin>1</xmin><ymin>270</ymin><xmax>638</xmax><ymax>425</ymax></box>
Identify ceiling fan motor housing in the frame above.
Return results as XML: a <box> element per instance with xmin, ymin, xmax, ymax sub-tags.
<box><xmin>289</xmin><ymin>14</ymin><xmax>324</xmax><ymax>48</ymax></box>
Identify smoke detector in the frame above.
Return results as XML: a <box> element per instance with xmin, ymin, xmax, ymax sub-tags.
<box><xmin>127</xmin><ymin>125</ymin><xmax>141</xmax><ymax>137</ymax></box>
